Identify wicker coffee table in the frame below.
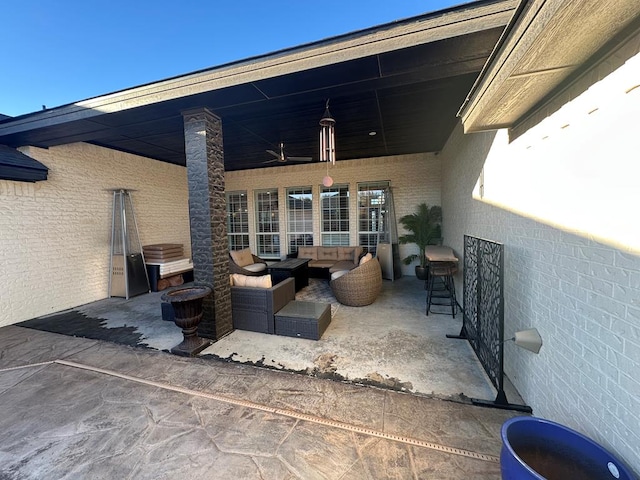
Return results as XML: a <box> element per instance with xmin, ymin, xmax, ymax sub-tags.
<box><xmin>268</xmin><ymin>258</ymin><xmax>310</xmax><ymax>292</ymax></box>
<box><xmin>274</xmin><ymin>300</ymin><xmax>331</xmax><ymax>340</ymax></box>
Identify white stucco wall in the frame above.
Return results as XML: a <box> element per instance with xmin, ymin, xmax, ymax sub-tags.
<box><xmin>225</xmin><ymin>152</ymin><xmax>441</xmax><ymax>274</ymax></box>
<box><xmin>440</xmin><ymin>55</ymin><xmax>640</xmax><ymax>473</ymax></box>
<box><xmin>0</xmin><ymin>143</ymin><xmax>190</xmax><ymax>326</ymax></box>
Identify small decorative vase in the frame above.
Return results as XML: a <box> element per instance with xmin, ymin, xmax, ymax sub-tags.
<box><xmin>161</xmin><ymin>285</ymin><xmax>212</xmax><ymax>357</ymax></box>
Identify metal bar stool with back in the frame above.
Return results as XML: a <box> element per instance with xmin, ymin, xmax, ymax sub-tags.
<box><xmin>424</xmin><ymin>245</ymin><xmax>459</xmax><ymax>317</ymax></box>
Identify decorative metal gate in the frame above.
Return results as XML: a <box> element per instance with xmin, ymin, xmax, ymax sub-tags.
<box><xmin>449</xmin><ymin>235</ymin><xmax>530</xmax><ymax>412</ymax></box>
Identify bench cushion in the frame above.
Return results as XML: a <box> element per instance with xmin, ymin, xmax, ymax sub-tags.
<box><xmin>329</xmin><ymin>260</ymin><xmax>357</xmax><ymax>273</ymax></box>
<box><xmin>308</xmin><ymin>260</ymin><xmax>335</xmax><ymax>268</ymax></box>
<box><xmin>298</xmin><ymin>246</ymin><xmax>318</xmax><ymax>260</ymax></box>
<box><xmin>317</xmin><ymin>247</ymin><xmax>338</xmax><ymax>260</ymax></box>
<box><xmin>243</xmin><ymin>262</ymin><xmax>267</xmax><ymax>273</ymax></box>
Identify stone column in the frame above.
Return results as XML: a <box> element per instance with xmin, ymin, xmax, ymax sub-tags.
<box><xmin>182</xmin><ymin>108</ymin><xmax>232</xmax><ymax>340</ymax></box>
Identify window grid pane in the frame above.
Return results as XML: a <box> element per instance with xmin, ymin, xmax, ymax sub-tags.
<box><xmin>321</xmin><ymin>185</ymin><xmax>349</xmax><ymax>246</ymax></box>
<box><xmin>357</xmin><ymin>182</ymin><xmax>389</xmax><ymax>256</ymax></box>
<box><xmin>287</xmin><ymin>187</ymin><xmax>313</xmax><ymax>254</ymax></box>
<box><xmin>226</xmin><ymin>191</ymin><xmax>249</xmax><ymax>251</ymax></box>
<box><xmin>255</xmin><ymin>189</ymin><xmax>280</xmax><ymax>258</ymax></box>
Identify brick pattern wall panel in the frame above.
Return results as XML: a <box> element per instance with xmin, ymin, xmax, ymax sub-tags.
<box><xmin>225</xmin><ymin>153</ymin><xmax>441</xmax><ymax>274</ymax></box>
<box><xmin>0</xmin><ymin>143</ymin><xmax>190</xmax><ymax>326</ymax></box>
<box><xmin>440</xmin><ymin>122</ymin><xmax>640</xmax><ymax>475</ymax></box>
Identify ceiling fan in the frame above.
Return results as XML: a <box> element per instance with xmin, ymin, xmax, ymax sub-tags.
<box><xmin>264</xmin><ymin>142</ymin><xmax>313</xmax><ymax>164</ymax></box>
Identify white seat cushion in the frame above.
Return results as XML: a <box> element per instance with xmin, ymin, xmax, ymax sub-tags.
<box><xmin>330</xmin><ymin>270</ymin><xmax>349</xmax><ymax>281</ymax></box>
<box><xmin>243</xmin><ymin>262</ymin><xmax>267</xmax><ymax>273</ymax></box>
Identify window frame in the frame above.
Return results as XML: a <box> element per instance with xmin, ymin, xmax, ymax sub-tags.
<box><xmin>254</xmin><ymin>188</ymin><xmax>280</xmax><ymax>259</ymax></box>
<box><xmin>320</xmin><ymin>183</ymin><xmax>350</xmax><ymax>246</ymax></box>
<box><xmin>286</xmin><ymin>186</ymin><xmax>314</xmax><ymax>255</ymax></box>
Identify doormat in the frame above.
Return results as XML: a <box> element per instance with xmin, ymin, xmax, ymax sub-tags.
<box><xmin>16</xmin><ymin>310</ymin><xmax>150</xmax><ymax>348</ymax></box>
<box><xmin>295</xmin><ymin>278</ymin><xmax>340</xmax><ymax>317</ymax></box>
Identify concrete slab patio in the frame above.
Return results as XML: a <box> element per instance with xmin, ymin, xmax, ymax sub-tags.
<box><xmin>0</xmin><ymin>325</ymin><xmax>523</xmax><ymax>479</ymax></box>
<box><xmin>18</xmin><ymin>277</ymin><xmax>523</xmax><ymax>404</ymax></box>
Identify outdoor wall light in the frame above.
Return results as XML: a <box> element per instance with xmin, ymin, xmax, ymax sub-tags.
<box><xmin>507</xmin><ymin>328</ymin><xmax>543</xmax><ymax>354</ymax></box>
<box><xmin>319</xmin><ymin>99</ymin><xmax>336</xmax><ymax>165</ymax></box>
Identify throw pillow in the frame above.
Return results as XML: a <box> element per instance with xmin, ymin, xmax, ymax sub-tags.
<box><xmin>359</xmin><ymin>252</ymin><xmax>373</xmax><ymax>265</ymax></box>
<box><xmin>231</xmin><ymin>274</ymin><xmax>272</xmax><ymax>288</ymax></box>
<box><xmin>230</xmin><ymin>248</ymin><xmax>254</xmax><ymax>268</ymax></box>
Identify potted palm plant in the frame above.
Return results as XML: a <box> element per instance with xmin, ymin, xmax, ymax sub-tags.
<box><xmin>398</xmin><ymin>203</ymin><xmax>442</xmax><ymax>280</ymax></box>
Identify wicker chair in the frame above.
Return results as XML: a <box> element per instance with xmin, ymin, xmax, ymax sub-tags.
<box><xmin>231</xmin><ymin>277</ymin><xmax>295</xmax><ymax>334</ymax></box>
<box><xmin>330</xmin><ymin>257</ymin><xmax>382</xmax><ymax>307</ymax></box>
<box><xmin>228</xmin><ymin>252</ymin><xmax>268</xmax><ymax>276</ymax></box>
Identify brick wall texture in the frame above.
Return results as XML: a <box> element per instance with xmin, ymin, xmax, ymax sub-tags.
<box><xmin>0</xmin><ymin>143</ymin><xmax>190</xmax><ymax>326</ymax></box>
<box><xmin>441</xmin><ymin>116</ymin><xmax>640</xmax><ymax>472</ymax></box>
<box><xmin>1</xmin><ymin>147</ymin><xmax>440</xmax><ymax>328</ymax></box>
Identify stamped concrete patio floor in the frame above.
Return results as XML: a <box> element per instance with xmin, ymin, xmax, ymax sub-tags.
<box><xmin>0</xmin><ymin>325</ymin><xmax>524</xmax><ymax>479</ymax></box>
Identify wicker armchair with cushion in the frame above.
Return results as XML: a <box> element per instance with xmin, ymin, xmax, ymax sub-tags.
<box><xmin>330</xmin><ymin>256</ymin><xmax>382</xmax><ymax>307</ymax></box>
<box><xmin>231</xmin><ymin>276</ymin><xmax>295</xmax><ymax>334</ymax></box>
<box><xmin>229</xmin><ymin>248</ymin><xmax>268</xmax><ymax>276</ymax></box>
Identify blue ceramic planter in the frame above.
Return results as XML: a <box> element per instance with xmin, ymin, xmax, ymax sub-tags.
<box><xmin>500</xmin><ymin>416</ymin><xmax>635</xmax><ymax>480</ymax></box>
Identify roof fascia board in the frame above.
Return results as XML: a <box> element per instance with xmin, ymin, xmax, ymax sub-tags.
<box><xmin>510</xmin><ymin>23</ymin><xmax>640</xmax><ymax>139</ymax></box>
<box><xmin>459</xmin><ymin>0</ymin><xmax>640</xmax><ymax>133</ymax></box>
<box><xmin>459</xmin><ymin>0</ymin><xmax>559</xmax><ymax>131</ymax></box>
<box><xmin>0</xmin><ymin>0</ymin><xmax>516</xmax><ymax>139</ymax></box>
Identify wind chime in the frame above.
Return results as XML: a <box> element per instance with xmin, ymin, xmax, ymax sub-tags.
<box><xmin>319</xmin><ymin>99</ymin><xmax>336</xmax><ymax>187</ymax></box>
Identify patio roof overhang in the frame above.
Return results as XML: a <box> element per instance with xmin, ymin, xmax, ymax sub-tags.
<box><xmin>0</xmin><ymin>145</ymin><xmax>48</xmax><ymax>182</ymax></box>
<box><xmin>458</xmin><ymin>0</ymin><xmax>640</xmax><ymax>136</ymax></box>
<box><xmin>0</xmin><ymin>0</ymin><xmax>517</xmax><ymax>172</ymax></box>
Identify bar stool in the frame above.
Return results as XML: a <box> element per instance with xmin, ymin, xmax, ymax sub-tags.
<box><xmin>426</xmin><ymin>261</ymin><xmax>457</xmax><ymax>318</ymax></box>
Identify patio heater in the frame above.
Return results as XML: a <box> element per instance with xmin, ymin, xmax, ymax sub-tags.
<box><xmin>108</xmin><ymin>188</ymin><xmax>150</xmax><ymax>299</ymax></box>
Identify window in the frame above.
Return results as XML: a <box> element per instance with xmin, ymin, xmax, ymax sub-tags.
<box><xmin>286</xmin><ymin>187</ymin><xmax>313</xmax><ymax>255</ymax></box>
<box><xmin>226</xmin><ymin>191</ymin><xmax>249</xmax><ymax>251</ymax></box>
<box><xmin>321</xmin><ymin>184</ymin><xmax>349</xmax><ymax>246</ymax></box>
<box><xmin>255</xmin><ymin>189</ymin><xmax>280</xmax><ymax>258</ymax></box>
<box><xmin>357</xmin><ymin>181</ymin><xmax>390</xmax><ymax>256</ymax></box>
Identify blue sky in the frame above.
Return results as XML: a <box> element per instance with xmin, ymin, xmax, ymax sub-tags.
<box><xmin>2</xmin><ymin>0</ymin><xmax>464</xmax><ymax>117</ymax></box>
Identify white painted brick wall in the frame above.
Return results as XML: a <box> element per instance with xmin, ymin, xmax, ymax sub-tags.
<box><xmin>0</xmin><ymin>143</ymin><xmax>190</xmax><ymax>326</ymax></box>
<box><xmin>225</xmin><ymin>153</ymin><xmax>441</xmax><ymax>272</ymax></box>
<box><xmin>441</xmin><ymin>121</ymin><xmax>640</xmax><ymax>474</ymax></box>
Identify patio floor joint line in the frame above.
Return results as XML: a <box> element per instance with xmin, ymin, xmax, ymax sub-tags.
<box><xmin>52</xmin><ymin>358</ymin><xmax>498</xmax><ymax>463</ymax></box>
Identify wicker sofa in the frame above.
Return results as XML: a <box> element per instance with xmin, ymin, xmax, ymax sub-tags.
<box><xmin>231</xmin><ymin>277</ymin><xmax>295</xmax><ymax>334</ymax></box>
<box><xmin>330</xmin><ymin>256</ymin><xmax>382</xmax><ymax>307</ymax></box>
<box><xmin>296</xmin><ymin>246</ymin><xmax>364</xmax><ymax>278</ymax></box>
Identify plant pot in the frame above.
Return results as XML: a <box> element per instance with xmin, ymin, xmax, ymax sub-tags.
<box><xmin>415</xmin><ymin>266</ymin><xmax>428</xmax><ymax>280</ymax></box>
<box><xmin>500</xmin><ymin>416</ymin><xmax>634</xmax><ymax>480</ymax></box>
<box><xmin>161</xmin><ymin>285</ymin><xmax>212</xmax><ymax>357</ymax></box>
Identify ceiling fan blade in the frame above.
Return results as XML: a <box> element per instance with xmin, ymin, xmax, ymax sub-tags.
<box><xmin>287</xmin><ymin>156</ymin><xmax>313</xmax><ymax>162</ymax></box>
<box><xmin>262</xmin><ymin>158</ymin><xmax>279</xmax><ymax>164</ymax></box>
<box><xmin>266</xmin><ymin>149</ymin><xmax>279</xmax><ymax>158</ymax></box>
